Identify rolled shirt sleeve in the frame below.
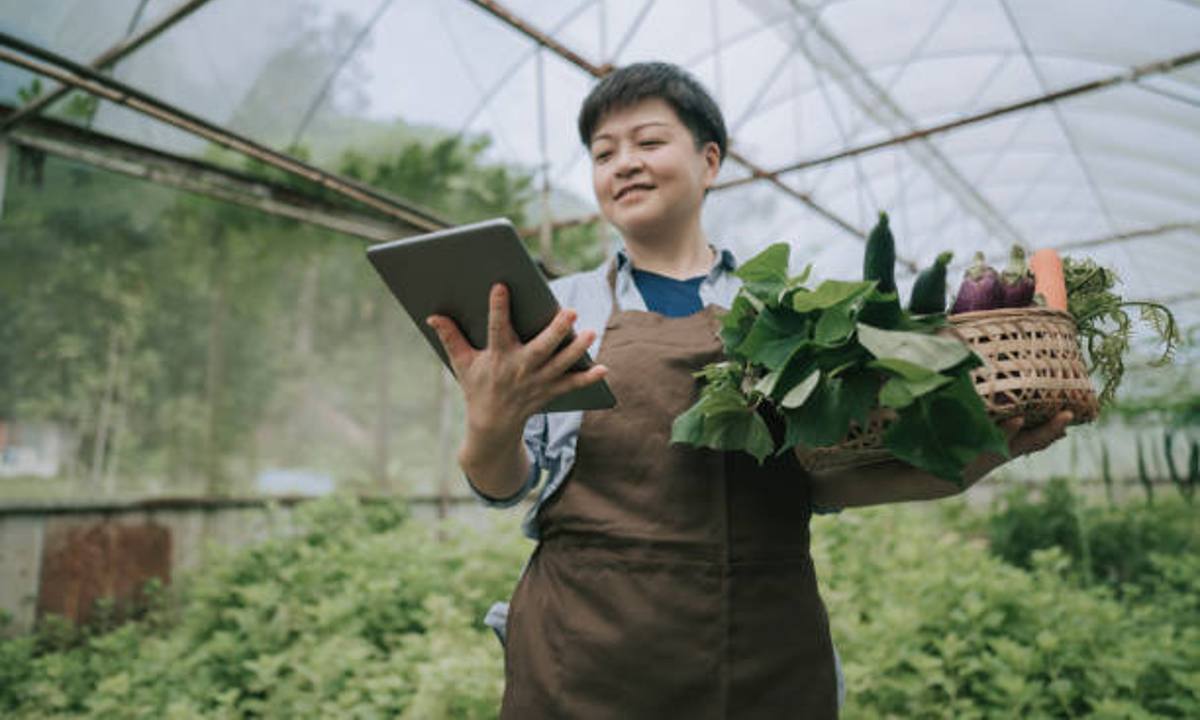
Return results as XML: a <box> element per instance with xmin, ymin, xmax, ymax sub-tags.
<box><xmin>465</xmin><ymin>412</ymin><xmax>548</xmax><ymax>508</ymax></box>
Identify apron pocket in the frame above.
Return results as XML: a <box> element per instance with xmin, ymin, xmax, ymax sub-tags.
<box><xmin>541</xmin><ymin>552</ymin><xmax>725</xmax><ymax>719</ymax></box>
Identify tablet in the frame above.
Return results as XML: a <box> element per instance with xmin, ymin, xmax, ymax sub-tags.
<box><xmin>366</xmin><ymin>218</ymin><xmax>616</xmax><ymax>413</ymax></box>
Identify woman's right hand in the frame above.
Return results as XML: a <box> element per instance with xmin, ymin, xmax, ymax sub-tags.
<box><xmin>426</xmin><ymin>283</ymin><xmax>608</xmax><ymax>445</ymax></box>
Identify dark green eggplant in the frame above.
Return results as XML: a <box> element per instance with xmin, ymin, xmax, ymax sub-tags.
<box><xmin>908</xmin><ymin>251</ymin><xmax>954</xmax><ymax>314</ymax></box>
<box><xmin>863</xmin><ymin>211</ymin><xmax>896</xmax><ymax>294</ymax></box>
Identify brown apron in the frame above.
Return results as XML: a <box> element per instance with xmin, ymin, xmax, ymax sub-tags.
<box><xmin>501</xmin><ymin>260</ymin><xmax>839</xmax><ymax>719</ymax></box>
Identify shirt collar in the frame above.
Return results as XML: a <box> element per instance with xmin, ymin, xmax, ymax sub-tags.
<box><xmin>614</xmin><ymin>243</ymin><xmax>738</xmax><ymax>281</ymax></box>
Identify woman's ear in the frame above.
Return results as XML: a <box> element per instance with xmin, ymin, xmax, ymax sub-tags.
<box><xmin>702</xmin><ymin>141</ymin><xmax>722</xmax><ymax>186</ymax></box>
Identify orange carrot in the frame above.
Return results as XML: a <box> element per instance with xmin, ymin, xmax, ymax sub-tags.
<box><xmin>1029</xmin><ymin>248</ymin><xmax>1068</xmax><ymax>311</ymax></box>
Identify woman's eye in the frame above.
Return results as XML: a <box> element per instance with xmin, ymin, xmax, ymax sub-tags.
<box><xmin>594</xmin><ymin>151</ymin><xmax>611</xmax><ymax>162</ymax></box>
<box><xmin>640</xmin><ymin>140</ymin><xmax>663</xmax><ymax>148</ymax></box>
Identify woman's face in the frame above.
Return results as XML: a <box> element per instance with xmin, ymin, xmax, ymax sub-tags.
<box><xmin>589</xmin><ymin>98</ymin><xmax>720</xmax><ymax>239</ymax></box>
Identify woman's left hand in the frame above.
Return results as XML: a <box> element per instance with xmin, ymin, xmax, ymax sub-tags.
<box><xmin>1001</xmin><ymin>410</ymin><xmax>1074</xmax><ymax>457</ymax></box>
<box><xmin>964</xmin><ymin>410</ymin><xmax>1074</xmax><ymax>485</ymax></box>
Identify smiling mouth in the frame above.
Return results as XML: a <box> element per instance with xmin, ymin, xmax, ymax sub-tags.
<box><xmin>614</xmin><ymin>184</ymin><xmax>655</xmax><ymax>201</ymax></box>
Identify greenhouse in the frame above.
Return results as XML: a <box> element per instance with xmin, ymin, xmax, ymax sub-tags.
<box><xmin>0</xmin><ymin>0</ymin><xmax>1197</xmax><ymax>717</ymax></box>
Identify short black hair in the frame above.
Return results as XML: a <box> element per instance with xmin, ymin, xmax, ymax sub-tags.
<box><xmin>578</xmin><ymin>62</ymin><xmax>727</xmax><ymax>164</ymax></box>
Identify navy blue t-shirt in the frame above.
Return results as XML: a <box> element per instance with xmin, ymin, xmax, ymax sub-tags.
<box><xmin>631</xmin><ymin>267</ymin><xmax>706</xmax><ymax>317</ymax></box>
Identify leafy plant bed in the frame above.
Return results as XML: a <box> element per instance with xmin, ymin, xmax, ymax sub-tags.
<box><xmin>2</xmin><ymin>496</ymin><xmax>1197</xmax><ymax>718</ymax></box>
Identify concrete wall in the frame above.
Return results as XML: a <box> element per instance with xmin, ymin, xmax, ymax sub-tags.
<box><xmin>0</xmin><ymin>495</ymin><xmax>487</xmax><ymax>635</ymax></box>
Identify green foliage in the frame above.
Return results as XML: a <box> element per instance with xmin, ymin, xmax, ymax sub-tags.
<box><xmin>0</xmin><ymin>497</ymin><xmax>529</xmax><ymax>718</ymax></box>
<box><xmin>16</xmin><ymin>77</ymin><xmax>43</xmax><ymax>104</ymax></box>
<box><xmin>672</xmin><ymin>242</ymin><xmax>1007</xmax><ymax>478</ymax></box>
<box><xmin>1062</xmin><ymin>256</ymin><xmax>1180</xmax><ymax>405</ymax></box>
<box><xmin>816</xmin><ymin>504</ymin><xmax>1200</xmax><ymax>719</ymax></box>
<box><xmin>1</xmin><ymin>116</ymin><xmax>603</xmax><ymax>494</ymax></box>
<box><xmin>985</xmin><ymin>478</ymin><xmax>1200</xmax><ymax>593</ymax></box>
<box><xmin>986</xmin><ymin>478</ymin><xmax>1086</xmax><ymax>570</ymax></box>
<box><xmin>2</xmin><ymin>495</ymin><xmax>1198</xmax><ymax>717</ymax></box>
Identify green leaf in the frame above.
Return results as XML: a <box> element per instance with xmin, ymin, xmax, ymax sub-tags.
<box><xmin>880</xmin><ymin>374</ymin><xmax>952</xmax><ymax>409</ymax></box>
<box><xmin>857</xmin><ymin>322</ymin><xmax>973</xmax><ymax>372</ymax></box>
<box><xmin>780</xmin><ymin>370</ymin><xmax>821</xmax><ymax>409</ymax></box>
<box><xmin>868</xmin><ymin>357</ymin><xmax>941</xmax><ymax>382</ymax></box>
<box><xmin>734</xmin><ymin>243</ymin><xmax>790</xmax><ymax>300</ymax></box>
<box><xmin>670</xmin><ymin>403</ymin><xmax>707</xmax><ymax>444</ymax></box>
<box><xmin>702</xmin><ymin>411</ymin><xmax>776</xmax><ymax>464</ymax></box>
<box><xmin>895</xmin><ymin>311</ymin><xmax>948</xmax><ymax>332</ymax></box>
<box><xmin>718</xmin><ymin>294</ymin><xmax>758</xmax><ymax>358</ymax></box>
<box><xmin>692</xmin><ymin>360</ymin><xmax>742</xmax><ymax>386</ymax></box>
<box><xmin>784</xmin><ymin>376</ymin><xmax>854</xmax><ymax>449</ymax></box>
<box><xmin>840</xmin><ymin>369</ymin><xmax>879</xmax><ymax>430</ymax></box>
<box><xmin>883</xmin><ymin>398</ymin><xmax>962</xmax><ymax>482</ymax></box>
<box><xmin>753</xmin><ymin>369</ymin><xmax>782</xmax><ymax>397</ymax></box>
<box><xmin>813</xmin><ymin>302</ymin><xmax>856</xmax><ymax>347</ymax></box>
<box><xmin>880</xmin><ymin>378</ymin><xmax>916</xmax><ymax>409</ymax></box>
<box><xmin>693</xmin><ymin>384</ymin><xmax>753</xmax><ymax>416</ymax></box>
<box><xmin>792</xmin><ymin>279</ymin><xmax>876</xmax><ymax>314</ymax></box>
<box><xmin>734</xmin><ymin>306</ymin><xmax>812</xmax><ymax>370</ymax></box>
<box><xmin>883</xmin><ymin>375</ymin><xmax>1008</xmax><ymax>483</ymax></box>
<box><xmin>935</xmin><ymin>375</ymin><xmax>1010</xmax><ymax>459</ymax></box>
<box><xmin>790</xmin><ymin>263</ymin><xmax>813</xmax><ymax>288</ymax></box>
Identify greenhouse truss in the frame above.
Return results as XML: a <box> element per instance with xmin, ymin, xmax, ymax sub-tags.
<box><xmin>1</xmin><ymin>0</ymin><xmax>1197</xmax><ymax>368</ymax></box>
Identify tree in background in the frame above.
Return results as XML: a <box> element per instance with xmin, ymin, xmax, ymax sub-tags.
<box><xmin>0</xmin><ymin>128</ymin><xmax>605</xmax><ymax>498</ymax></box>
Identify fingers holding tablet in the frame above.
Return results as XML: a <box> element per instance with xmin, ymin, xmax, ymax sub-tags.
<box><xmin>368</xmin><ymin>218</ymin><xmax>615</xmax><ymax>412</ymax></box>
<box><xmin>425</xmin><ymin>314</ymin><xmax>473</xmax><ymax>376</ymax></box>
<box><xmin>525</xmin><ymin>306</ymin><xmax>578</xmax><ymax>365</ymax></box>
<box><xmin>541</xmin><ymin>328</ymin><xmax>604</xmax><ymax>382</ymax></box>
<box><xmin>487</xmin><ymin>283</ymin><xmax>521</xmax><ymax>352</ymax></box>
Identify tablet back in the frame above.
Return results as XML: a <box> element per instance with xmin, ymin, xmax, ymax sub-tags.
<box><xmin>366</xmin><ymin>218</ymin><xmax>616</xmax><ymax>413</ymax></box>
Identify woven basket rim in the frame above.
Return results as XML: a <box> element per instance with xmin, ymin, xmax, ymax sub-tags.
<box><xmin>948</xmin><ymin>306</ymin><xmax>1074</xmax><ymax>323</ymax></box>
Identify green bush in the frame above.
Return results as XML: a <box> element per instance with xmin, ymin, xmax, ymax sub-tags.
<box><xmin>813</xmin><ymin>506</ymin><xmax>1200</xmax><ymax>718</ymax></box>
<box><xmin>985</xmin><ymin>477</ymin><xmax>1199</xmax><ymax>594</ymax></box>
<box><xmin>3</xmin><ymin>496</ymin><xmax>1198</xmax><ymax>718</ymax></box>
<box><xmin>1</xmin><ymin>497</ymin><xmax>529</xmax><ymax>718</ymax></box>
<box><xmin>986</xmin><ymin>477</ymin><xmax>1084</xmax><ymax>570</ymax></box>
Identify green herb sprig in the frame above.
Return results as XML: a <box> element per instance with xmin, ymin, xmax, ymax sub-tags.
<box><xmin>671</xmin><ymin>243</ymin><xmax>1008</xmax><ymax>483</ymax></box>
<box><xmin>1062</xmin><ymin>256</ymin><xmax>1180</xmax><ymax>405</ymax></box>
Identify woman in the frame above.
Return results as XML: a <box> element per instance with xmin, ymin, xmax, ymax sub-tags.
<box><xmin>427</xmin><ymin>62</ymin><xmax>1071</xmax><ymax>719</ymax></box>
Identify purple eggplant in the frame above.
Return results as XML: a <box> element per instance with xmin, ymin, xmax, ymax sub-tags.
<box><xmin>950</xmin><ymin>252</ymin><xmax>1002</xmax><ymax>314</ymax></box>
<box><xmin>999</xmin><ymin>244</ymin><xmax>1036</xmax><ymax>308</ymax></box>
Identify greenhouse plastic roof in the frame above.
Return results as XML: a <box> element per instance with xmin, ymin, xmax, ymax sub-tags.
<box><xmin>2</xmin><ymin>0</ymin><xmax>1199</xmax><ymax>352</ymax></box>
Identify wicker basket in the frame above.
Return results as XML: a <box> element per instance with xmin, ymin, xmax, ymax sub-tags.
<box><xmin>794</xmin><ymin>307</ymin><xmax>1100</xmax><ymax>474</ymax></box>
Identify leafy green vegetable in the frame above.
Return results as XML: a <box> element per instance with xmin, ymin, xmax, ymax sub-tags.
<box><xmin>669</xmin><ymin>383</ymin><xmax>774</xmax><ymax>463</ymax></box>
<box><xmin>856</xmin><ymin>323</ymin><xmax>977</xmax><ymax>373</ymax></box>
<box><xmin>1062</xmin><ymin>256</ymin><xmax>1180</xmax><ymax>405</ymax></box>
<box><xmin>674</xmin><ymin>242</ymin><xmax>1008</xmax><ymax>482</ymax></box>
<box><xmin>734</xmin><ymin>242</ymin><xmax>792</xmax><ymax>301</ymax></box>
<box><xmin>792</xmin><ymin>279</ymin><xmax>876</xmax><ymax>313</ymax></box>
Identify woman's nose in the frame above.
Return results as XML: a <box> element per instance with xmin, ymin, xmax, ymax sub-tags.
<box><xmin>613</xmin><ymin>147</ymin><xmax>643</xmax><ymax>177</ymax></box>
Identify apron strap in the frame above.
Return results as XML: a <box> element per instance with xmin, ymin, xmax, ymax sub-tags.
<box><xmin>604</xmin><ymin>255</ymin><xmax>621</xmax><ymax>316</ymax></box>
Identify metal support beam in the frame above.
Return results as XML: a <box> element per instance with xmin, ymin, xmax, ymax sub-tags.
<box><xmin>758</xmin><ymin>2</ymin><xmax>1027</xmax><ymax>251</ymax></box>
<box><xmin>0</xmin><ymin>30</ymin><xmax>446</xmax><ymax>234</ymax></box>
<box><xmin>463</xmin><ymin>0</ymin><xmax>910</xmax><ymax>267</ymax></box>
<box><xmin>969</xmin><ymin>221</ymin><xmax>1200</xmax><ymax>270</ymax></box>
<box><xmin>3</xmin><ymin>108</ymin><xmax>414</xmax><ymax>242</ymax></box>
<box><xmin>1056</xmin><ymin>221</ymin><xmax>1200</xmax><ymax>252</ymax></box>
<box><xmin>467</xmin><ymin>0</ymin><xmax>614</xmax><ymax>76</ymax></box>
<box><xmin>519</xmin><ymin>212</ymin><xmax>601</xmax><ymax>239</ymax></box>
<box><xmin>715</xmin><ymin>48</ymin><xmax>1200</xmax><ymax>191</ymax></box>
<box><xmin>0</xmin><ymin>139</ymin><xmax>8</xmax><ymax>217</ymax></box>
<box><xmin>1166</xmin><ymin>289</ymin><xmax>1200</xmax><ymax>306</ymax></box>
<box><xmin>0</xmin><ymin>0</ymin><xmax>214</xmax><ymax>133</ymax></box>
